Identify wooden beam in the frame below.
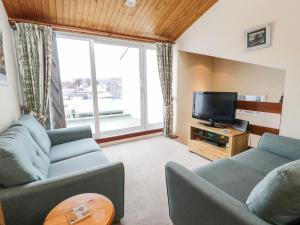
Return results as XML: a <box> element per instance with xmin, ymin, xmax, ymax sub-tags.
<box><xmin>237</xmin><ymin>101</ymin><xmax>282</xmax><ymax>114</ymax></box>
<box><xmin>8</xmin><ymin>18</ymin><xmax>174</xmax><ymax>44</ymax></box>
<box><xmin>249</xmin><ymin>124</ymin><xmax>279</xmax><ymax>136</ymax></box>
<box><xmin>96</xmin><ymin>128</ymin><xmax>163</xmax><ymax>144</ymax></box>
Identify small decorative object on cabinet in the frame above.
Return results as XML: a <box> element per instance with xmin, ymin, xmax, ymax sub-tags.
<box><xmin>188</xmin><ymin>122</ymin><xmax>249</xmax><ymax>161</ymax></box>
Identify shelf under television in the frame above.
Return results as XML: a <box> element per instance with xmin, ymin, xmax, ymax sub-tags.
<box><xmin>188</xmin><ymin>122</ymin><xmax>249</xmax><ymax>161</ymax></box>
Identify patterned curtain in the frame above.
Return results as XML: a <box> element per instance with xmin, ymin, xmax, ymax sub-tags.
<box><xmin>156</xmin><ymin>42</ymin><xmax>173</xmax><ymax>137</ymax></box>
<box><xmin>0</xmin><ymin>202</ymin><xmax>5</xmax><ymax>225</ymax></box>
<box><xmin>15</xmin><ymin>23</ymin><xmax>52</xmax><ymax>127</ymax></box>
<box><xmin>49</xmin><ymin>32</ymin><xmax>66</xmax><ymax>129</ymax></box>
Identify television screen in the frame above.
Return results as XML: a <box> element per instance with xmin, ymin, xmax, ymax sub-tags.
<box><xmin>192</xmin><ymin>92</ymin><xmax>237</xmax><ymax>124</ymax></box>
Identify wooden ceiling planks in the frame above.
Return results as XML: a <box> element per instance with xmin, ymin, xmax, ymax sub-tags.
<box><xmin>3</xmin><ymin>0</ymin><xmax>217</xmax><ymax>42</ymax></box>
<box><xmin>171</xmin><ymin>0</ymin><xmax>217</xmax><ymax>39</ymax></box>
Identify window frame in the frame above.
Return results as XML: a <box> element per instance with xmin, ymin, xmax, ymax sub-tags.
<box><xmin>56</xmin><ymin>32</ymin><xmax>163</xmax><ymax>138</ymax></box>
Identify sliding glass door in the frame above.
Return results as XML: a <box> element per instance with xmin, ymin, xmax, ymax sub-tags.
<box><xmin>56</xmin><ymin>33</ymin><xmax>163</xmax><ymax>138</ymax></box>
<box><xmin>146</xmin><ymin>49</ymin><xmax>163</xmax><ymax>125</ymax></box>
<box><xmin>56</xmin><ymin>37</ymin><xmax>96</xmax><ymax>132</ymax></box>
<box><xmin>94</xmin><ymin>43</ymin><xmax>141</xmax><ymax>134</ymax></box>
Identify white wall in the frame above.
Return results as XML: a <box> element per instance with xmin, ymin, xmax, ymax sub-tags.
<box><xmin>212</xmin><ymin>57</ymin><xmax>285</xmax><ymax>147</ymax></box>
<box><xmin>176</xmin><ymin>51</ymin><xmax>213</xmax><ymax>144</ymax></box>
<box><xmin>177</xmin><ymin>0</ymin><xmax>300</xmax><ymax>138</ymax></box>
<box><xmin>212</xmin><ymin>58</ymin><xmax>285</xmax><ymax>102</ymax></box>
<box><xmin>0</xmin><ymin>1</ymin><xmax>20</xmax><ymax>133</ymax></box>
<box><xmin>176</xmin><ymin>51</ymin><xmax>285</xmax><ymax>146</ymax></box>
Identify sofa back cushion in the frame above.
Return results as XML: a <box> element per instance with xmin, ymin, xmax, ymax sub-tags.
<box><xmin>17</xmin><ymin>126</ymin><xmax>50</xmax><ymax>177</ymax></box>
<box><xmin>259</xmin><ymin>133</ymin><xmax>300</xmax><ymax>160</ymax></box>
<box><xmin>246</xmin><ymin>159</ymin><xmax>300</xmax><ymax>225</ymax></box>
<box><xmin>0</xmin><ymin>126</ymin><xmax>50</xmax><ymax>187</ymax></box>
<box><xmin>12</xmin><ymin>114</ymin><xmax>51</xmax><ymax>155</ymax></box>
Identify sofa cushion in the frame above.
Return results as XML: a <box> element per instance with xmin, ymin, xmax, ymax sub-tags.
<box><xmin>0</xmin><ymin>126</ymin><xmax>49</xmax><ymax>187</ymax></box>
<box><xmin>47</xmin><ymin>126</ymin><xmax>92</xmax><ymax>146</ymax></box>
<box><xmin>246</xmin><ymin>159</ymin><xmax>300</xmax><ymax>225</ymax></box>
<box><xmin>49</xmin><ymin>138</ymin><xmax>100</xmax><ymax>163</ymax></box>
<box><xmin>16</xmin><ymin>127</ymin><xmax>50</xmax><ymax>178</ymax></box>
<box><xmin>231</xmin><ymin>148</ymin><xmax>291</xmax><ymax>175</ymax></box>
<box><xmin>48</xmin><ymin>151</ymin><xmax>109</xmax><ymax>178</ymax></box>
<box><xmin>258</xmin><ymin>133</ymin><xmax>300</xmax><ymax>161</ymax></box>
<box><xmin>193</xmin><ymin>159</ymin><xmax>264</xmax><ymax>202</ymax></box>
<box><xmin>12</xmin><ymin>114</ymin><xmax>51</xmax><ymax>155</ymax></box>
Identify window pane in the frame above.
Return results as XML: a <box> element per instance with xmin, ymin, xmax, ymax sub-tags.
<box><xmin>57</xmin><ymin>37</ymin><xmax>95</xmax><ymax>132</ymax></box>
<box><xmin>146</xmin><ymin>49</ymin><xmax>163</xmax><ymax>124</ymax></box>
<box><xmin>94</xmin><ymin>43</ymin><xmax>141</xmax><ymax>133</ymax></box>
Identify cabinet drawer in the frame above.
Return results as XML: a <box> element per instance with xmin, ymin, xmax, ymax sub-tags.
<box><xmin>189</xmin><ymin>140</ymin><xmax>229</xmax><ymax>161</ymax></box>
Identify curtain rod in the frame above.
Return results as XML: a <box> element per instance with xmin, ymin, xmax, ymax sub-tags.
<box><xmin>9</xmin><ymin>18</ymin><xmax>175</xmax><ymax>44</ymax></box>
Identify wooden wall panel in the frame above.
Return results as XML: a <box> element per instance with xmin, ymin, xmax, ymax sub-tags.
<box><xmin>3</xmin><ymin>0</ymin><xmax>217</xmax><ymax>42</ymax></box>
<box><xmin>237</xmin><ymin>101</ymin><xmax>282</xmax><ymax>114</ymax></box>
<box><xmin>236</xmin><ymin>101</ymin><xmax>282</xmax><ymax>135</ymax></box>
<box><xmin>249</xmin><ymin>125</ymin><xmax>280</xmax><ymax>136</ymax></box>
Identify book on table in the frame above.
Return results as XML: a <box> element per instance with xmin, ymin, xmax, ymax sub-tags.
<box><xmin>65</xmin><ymin>203</ymin><xmax>91</xmax><ymax>224</ymax></box>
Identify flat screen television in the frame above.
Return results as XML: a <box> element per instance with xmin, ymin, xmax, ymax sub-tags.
<box><xmin>192</xmin><ymin>92</ymin><xmax>237</xmax><ymax>126</ymax></box>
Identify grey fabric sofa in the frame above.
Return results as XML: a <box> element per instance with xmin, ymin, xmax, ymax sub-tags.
<box><xmin>0</xmin><ymin>115</ymin><xmax>124</xmax><ymax>225</ymax></box>
<box><xmin>166</xmin><ymin>133</ymin><xmax>300</xmax><ymax>225</ymax></box>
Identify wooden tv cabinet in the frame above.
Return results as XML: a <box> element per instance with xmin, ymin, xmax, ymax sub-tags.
<box><xmin>188</xmin><ymin>122</ymin><xmax>249</xmax><ymax>161</ymax></box>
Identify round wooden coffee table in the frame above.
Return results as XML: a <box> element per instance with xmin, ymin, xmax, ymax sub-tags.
<box><xmin>43</xmin><ymin>193</ymin><xmax>115</xmax><ymax>225</ymax></box>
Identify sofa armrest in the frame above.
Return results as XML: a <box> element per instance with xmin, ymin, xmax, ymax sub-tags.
<box><xmin>0</xmin><ymin>162</ymin><xmax>124</xmax><ymax>225</ymax></box>
<box><xmin>47</xmin><ymin>126</ymin><xmax>93</xmax><ymax>145</ymax></box>
<box><xmin>165</xmin><ymin>162</ymin><xmax>271</xmax><ymax>225</ymax></box>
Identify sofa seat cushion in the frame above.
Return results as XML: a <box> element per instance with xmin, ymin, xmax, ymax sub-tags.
<box><xmin>12</xmin><ymin>114</ymin><xmax>51</xmax><ymax>155</ymax></box>
<box><xmin>49</xmin><ymin>138</ymin><xmax>100</xmax><ymax>163</ymax></box>
<box><xmin>231</xmin><ymin>148</ymin><xmax>291</xmax><ymax>176</ymax></box>
<box><xmin>0</xmin><ymin>126</ymin><xmax>49</xmax><ymax>187</ymax></box>
<box><xmin>193</xmin><ymin>159</ymin><xmax>264</xmax><ymax>202</ymax></box>
<box><xmin>48</xmin><ymin>151</ymin><xmax>109</xmax><ymax>178</ymax></box>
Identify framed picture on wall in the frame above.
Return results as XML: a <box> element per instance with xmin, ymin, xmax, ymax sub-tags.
<box><xmin>245</xmin><ymin>24</ymin><xmax>271</xmax><ymax>51</ymax></box>
<box><xmin>0</xmin><ymin>31</ymin><xmax>7</xmax><ymax>85</ymax></box>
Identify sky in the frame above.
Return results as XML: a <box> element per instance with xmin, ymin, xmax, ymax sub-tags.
<box><xmin>57</xmin><ymin>37</ymin><xmax>139</xmax><ymax>81</ymax></box>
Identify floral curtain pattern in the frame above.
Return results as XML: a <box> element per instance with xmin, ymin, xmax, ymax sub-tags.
<box><xmin>156</xmin><ymin>42</ymin><xmax>173</xmax><ymax>137</ymax></box>
<box><xmin>16</xmin><ymin>23</ymin><xmax>52</xmax><ymax>126</ymax></box>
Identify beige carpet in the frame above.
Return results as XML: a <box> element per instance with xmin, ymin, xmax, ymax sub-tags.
<box><xmin>103</xmin><ymin>136</ymin><xmax>210</xmax><ymax>225</ymax></box>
